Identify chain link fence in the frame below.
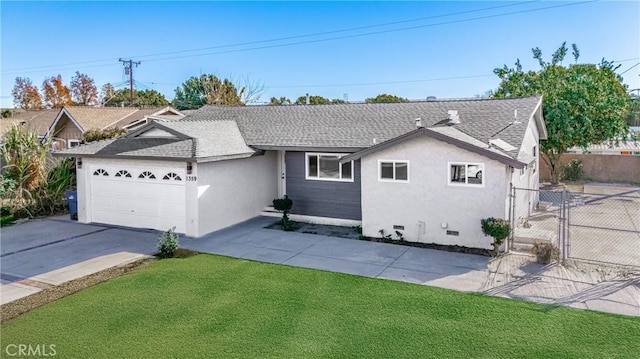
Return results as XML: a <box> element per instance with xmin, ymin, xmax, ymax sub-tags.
<box><xmin>510</xmin><ymin>186</ymin><xmax>640</xmax><ymax>268</ymax></box>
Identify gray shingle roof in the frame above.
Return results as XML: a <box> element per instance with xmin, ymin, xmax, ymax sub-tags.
<box><xmin>56</xmin><ymin>119</ymin><xmax>255</xmax><ymax>162</ymax></box>
<box><xmin>55</xmin><ymin>96</ymin><xmax>543</xmax><ymax>163</ymax></box>
<box><xmin>155</xmin><ymin>120</ymin><xmax>255</xmax><ymax>159</ymax></box>
<box><xmin>56</xmin><ymin>137</ymin><xmax>194</xmax><ymax>159</ymax></box>
<box><xmin>187</xmin><ymin>96</ymin><xmax>543</xmax><ymax>154</ymax></box>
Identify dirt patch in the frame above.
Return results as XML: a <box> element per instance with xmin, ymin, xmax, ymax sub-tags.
<box><xmin>1</xmin><ymin>258</ymin><xmax>153</xmax><ymax>323</ymax></box>
<box><xmin>168</xmin><ymin>248</ymin><xmax>202</xmax><ymax>259</ymax></box>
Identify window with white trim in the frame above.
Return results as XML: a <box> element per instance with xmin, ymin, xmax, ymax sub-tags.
<box><xmin>306</xmin><ymin>153</ymin><xmax>353</xmax><ymax>181</ymax></box>
<box><xmin>68</xmin><ymin>139</ymin><xmax>81</xmax><ymax>148</ymax></box>
<box><xmin>449</xmin><ymin>162</ymin><xmax>484</xmax><ymax>186</ymax></box>
<box><xmin>379</xmin><ymin>160</ymin><xmax>409</xmax><ymax>182</ymax></box>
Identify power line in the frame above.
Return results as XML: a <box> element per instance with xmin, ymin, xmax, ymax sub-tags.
<box><xmin>130</xmin><ymin>1</ymin><xmax>542</xmax><ymax>60</ymax></box>
<box><xmin>2</xmin><ymin>1</ymin><xmax>540</xmax><ymax>73</ymax></box>
<box><xmin>143</xmin><ymin>1</ymin><xmax>600</xmax><ymax>63</ymax></box>
<box><xmin>620</xmin><ymin>62</ymin><xmax>640</xmax><ymax>75</ymax></box>
<box><xmin>2</xmin><ymin>1</ymin><xmax>598</xmax><ymax>74</ymax></box>
<box><xmin>266</xmin><ymin>74</ymin><xmax>496</xmax><ymax>89</ymax></box>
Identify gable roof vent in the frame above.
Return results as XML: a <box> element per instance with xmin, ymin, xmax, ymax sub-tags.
<box><xmin>447</xmin><ymin>110</ymin><xmax>460</xmax><ymax>125</ymax></box>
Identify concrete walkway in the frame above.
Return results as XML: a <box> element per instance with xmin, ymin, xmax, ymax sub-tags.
<box><xmin>1</xmin><ymin>216</ymin><xmax>638</xmax><ymax>317</ymax></box>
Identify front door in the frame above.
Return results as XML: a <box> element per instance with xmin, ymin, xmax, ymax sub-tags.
<box><xmin>277</xmin><ymin>150</ymin><xmax>286</xmax><ymax>197</ymax></box>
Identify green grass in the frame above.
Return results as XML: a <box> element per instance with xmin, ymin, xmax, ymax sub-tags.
<box><xmin>2</xmin><ymin>254</ymin><xmax>639</xmax><ymax>358</ymax></box>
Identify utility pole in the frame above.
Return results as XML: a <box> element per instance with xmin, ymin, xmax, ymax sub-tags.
<box><xmin>119</xmin><ymin>58</ymin><xmax>140</xmax><ymax>106</ymax></box>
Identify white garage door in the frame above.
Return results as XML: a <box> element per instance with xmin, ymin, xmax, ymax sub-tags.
<box><xmin>89</xmin><ymin>165</ymin><xmax>186</xmax><ymax>233</ymax></box>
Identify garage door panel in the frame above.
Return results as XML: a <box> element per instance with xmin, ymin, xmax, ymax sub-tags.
<box><xmin>89</xmin><ymin>166</ymin><xmax>186</xmax><ymax>233</ymax></box>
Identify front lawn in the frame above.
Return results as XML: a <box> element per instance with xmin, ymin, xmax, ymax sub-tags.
<box><xmin>2</xmin><ymin>254</ymin><xmax>639</xmax><ymax>358</ymax></box>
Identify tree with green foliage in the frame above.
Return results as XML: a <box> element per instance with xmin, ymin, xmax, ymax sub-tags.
<box><xmin>103</xmin><ymin>88</ymin><xmax>169</xmax><ymax>107</ymax></box>
<box><xmin>294</xmin><ymin>95</ymin><xmax>345</xmax><ymax>105</ymax></box>
<box><xmin>493</xmin><ymin>42</ymin><xmax>631</xmax><ymax>183</ymax></box>
<box><xmin>295</xmin><ymin>95</ymin><xmax>329</xmax><ymax>105</ymax></box>
<box><xmin>173</xmin><ymin>74</ymin><xmax>245</xmax><ymax>110</ymax></box>
<box><xmin>100</xmin><ymin>83</ymin><xmax>116</xmax><ymax>106</ymax></box>
<box><xmin>627</xmin><ymin>96</ymin><xmax>640</xmax><ymax>127</ymax></box>
<box><xmin>270</xmin><ymin>97</ymin><xmax>292</xmax><ymax>105</ymax></box>
<box><xmin>365</xmin><ymin>94</ymin><xmax>408</xmax><ymax>103</ymax></box>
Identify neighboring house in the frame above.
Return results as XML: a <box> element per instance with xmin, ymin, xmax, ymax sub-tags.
<box><xmin>55</xmin><ymin>96</ymin><xmax>545</xmax><ymax>249</ymax></box>
<box><xmin>566</xmin><ymin>140</ymin><xmax>640</xmax><ymax>156</ymax></box>
<box><xmin>0</xmin><ymin>109</ymin><xmax>60</xmax><ymax>141</ymax></box>
<box><xmin>47</xmin><ymin>106</ymin><xmax>184</xmax><ymax>149</ymax></box>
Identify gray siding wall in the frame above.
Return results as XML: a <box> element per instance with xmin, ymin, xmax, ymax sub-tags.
<box><xmin>285</xmin><ymin>151</ymin><xmax>362</xmax><ymax>220</ymax></box>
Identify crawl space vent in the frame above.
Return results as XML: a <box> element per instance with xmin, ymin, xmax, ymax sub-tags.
<box><xmin>446</xmin><ymin>230</ymin><xmax>459</xmax><ymax>236</ymax></box>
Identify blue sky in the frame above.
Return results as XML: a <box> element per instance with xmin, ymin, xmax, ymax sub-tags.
<box><xmin>1</xmin><ymin>1</ymin><xmax>639</xmax><ymax>107</ymax></box>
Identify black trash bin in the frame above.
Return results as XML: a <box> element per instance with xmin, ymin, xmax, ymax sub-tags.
<box><xmin>65</xmin><ymin>190</ymin><xmax>78</xmax><ymax>220</ymax></box>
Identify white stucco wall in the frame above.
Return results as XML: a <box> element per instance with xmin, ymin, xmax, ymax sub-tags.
<box><xmin>361</xmin><ymin>136</ymin><xmax>510</xmax><ymax>249</ymax></box>
<box><xmin>509</xmin><ymin>117</ymin><xmax>542</xmax><ymax>219</ymax></box>
<box><xmin>196</xmin><ymin>151</ymin><xmax>278</xmax><ymax>236</ymax></box>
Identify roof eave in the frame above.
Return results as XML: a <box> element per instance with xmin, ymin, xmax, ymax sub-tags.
<box><xmin>342</xmin><ymin>127</ymin><xmax>525</xmax><ymax>169</ymax></box>
<box><xmin>51</xmin><ymin>152</ymin><xmax>193</xmax><ymax>162</ymax></box>
<box><xmin>253</xmin><ymin>145</ymin><xmax>366</xmax><ymax>152</ymax></box>
<box><xmin>195</xmin><ymin>152</ymin><xmax>258</xmax><ymax>163</ymax></box>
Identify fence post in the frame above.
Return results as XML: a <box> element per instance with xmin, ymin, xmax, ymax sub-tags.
<box><xmin>559</xmin><ymin>189</ymin><xmax>566</xmax><ymax>262</ymax></box>
<box><xmin>509</xmin><ymin>184</ymin><xmax>516</xmax><ymax>251</ymax></box>
<box><xmin>564</xmin><ymin>188</ymin><xmax>570</xmax><ymax>260</ymax></box>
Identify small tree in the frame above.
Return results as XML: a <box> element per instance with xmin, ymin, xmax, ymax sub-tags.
<box><xmin>481</xmin><ymin>217</ymin><xmax>511</xmax><ymax>256</ymax></box>
<box><xmin>273</xmin><ymin>195</ymin><xmax>295</xmax><ymax>231</ymax></box>
<box><xmin>157</xmin><ymin>227</ymin><xmax>180</xmax><ymax>258</ymax></box>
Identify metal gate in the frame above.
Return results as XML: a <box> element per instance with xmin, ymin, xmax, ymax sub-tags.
<box><xmin>510</xmin><ymin>186</ymin><xmax>640</xmax><ymax>268</ymax></box>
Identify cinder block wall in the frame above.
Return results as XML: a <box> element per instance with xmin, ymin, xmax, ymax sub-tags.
<box><xmin>540</xmin><ymin>154</ymin><xmax>640</xmax><ymax>184</ymax></box>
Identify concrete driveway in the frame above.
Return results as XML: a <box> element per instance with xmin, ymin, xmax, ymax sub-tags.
<box><xmin>1</xmin><ymin>215</ymin><xmax>638</xmax><ymax>317</ymax></box>
<box><xmin>1</xmin><ymin>215</ymin><xmax>158</xmax><ymax>305</ymax></box>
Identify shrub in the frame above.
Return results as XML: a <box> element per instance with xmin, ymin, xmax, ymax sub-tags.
<box><xmin>531</xmin><ymin>242</ymin><xmax>559</xmax><ymax>264</ymax></box>
<box><xmin>82</xmin><ymin>126</ymin><xmax>126</xmax><ymax>143</ymax></box>
<box><xmin>1</xmin><ymin>214</ymin><xmax>14</xmax><ymax>227</ymax></box>
<box><xmin>273</xmin><ymin>195</ymin><xmax>296</xmax><ymax>231</ymax></box>
<box><xmin>480</xmin><ymin>217</ymin><xmax>511</xmax><ymax>255</ymax></box>
<box><xmin>561</xmin><ymin>159</ymin><xmax>583</xmax><ymax>182</ymax></box>
<box><xmin>157</xmin><ymin>227</ymin><xmax>180</xmax><ymax>258</ymax></box>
